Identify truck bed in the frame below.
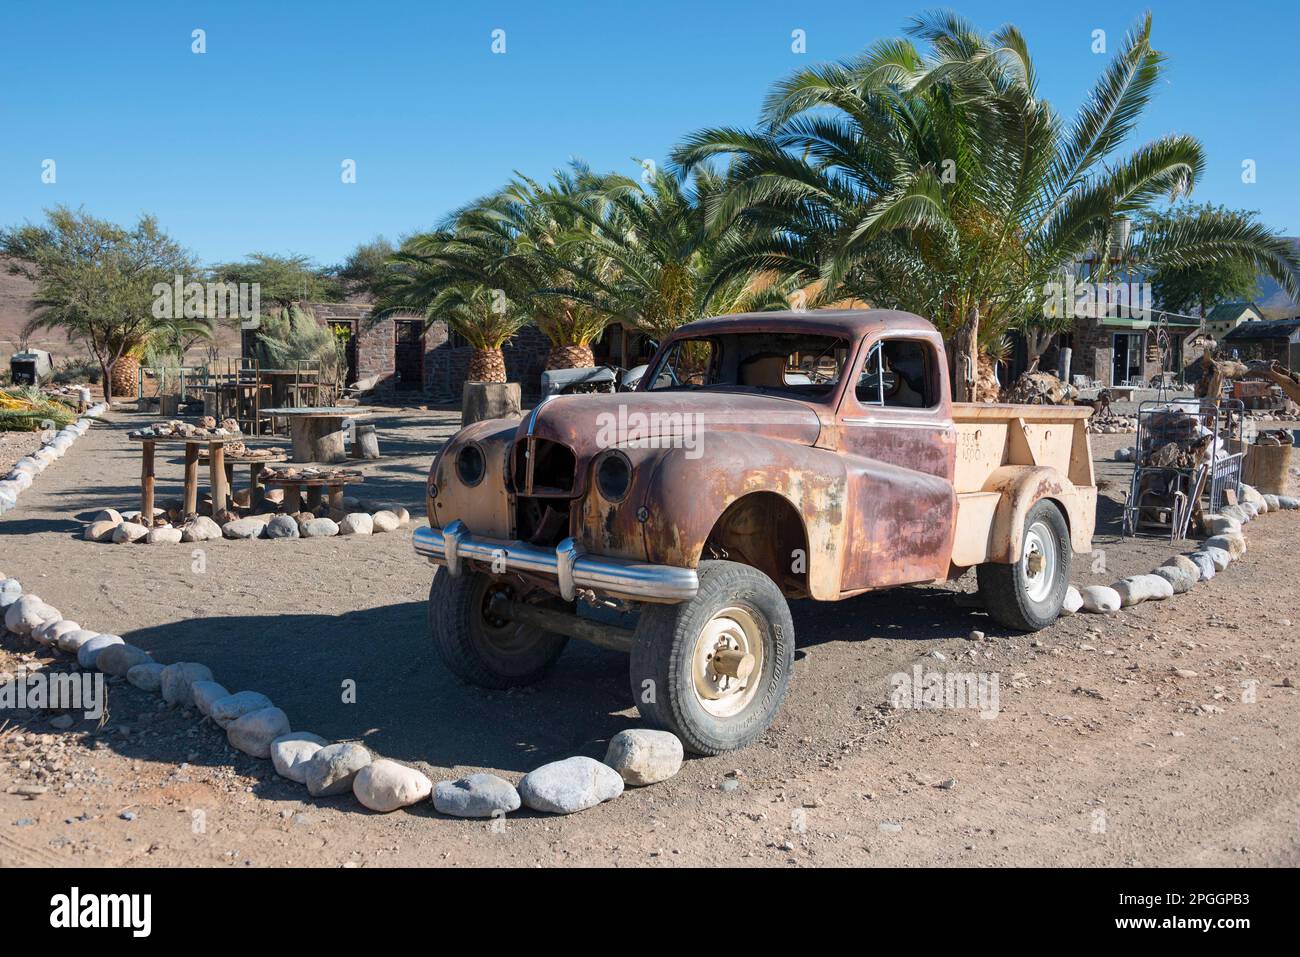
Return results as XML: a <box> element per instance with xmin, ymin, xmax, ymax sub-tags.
<box><xmin>949</xmin><ymin>403</ymin><xmax>1096</xmax><ymax>567</ymax></box>
<box><xmin>950</xmin><ymin>403</ymin><xmax>1094</xmax><ymax>493</ymax></box>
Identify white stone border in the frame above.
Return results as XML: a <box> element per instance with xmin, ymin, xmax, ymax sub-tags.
<box><xmin>1065</xmin><ymin>483</ymin><xmax>1299</xmax><ymax>615</ymax></box>
<box><xmin>82</xmin><ymin>504</ymin><xmax>411</xmax><ymax>545</ymax></box>
<box><xmin>0</xmin><ymin>404</ymin><xmax>108</xmax><ymax>517</ymax></box>
<box><xmin>1</xmin><ymin>566</ymin><xmax>677</xmax><ymax>818</ymax></box>
<box><xmin>18</xmin><ymin>477</ymin><xmax>1287</xmax><ymax>820</ymax></box>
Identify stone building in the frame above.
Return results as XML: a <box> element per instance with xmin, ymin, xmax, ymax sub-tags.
<box><xmin>284</xmin><ymin>301</ymin><xmax>551</xmax><ymax>402</ymax></box>
<box><xmin>1221</xmin><ymin>317</ymin><xmax>1300</xmax><ymax>369</ymax></box>
<box><xmin>1065</xmin><ymin>309</ymin><xmax>1203</xmax><ymax>387</ymax></box>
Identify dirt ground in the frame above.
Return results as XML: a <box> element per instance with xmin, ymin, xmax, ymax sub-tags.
<box><xmin>0</xmin><ymin>430</ymin><xmax>41</xmax><ymax>479</ymax></box>
<box><xmin>1</xmin><ymin>407</ymin><xmax>1298</xmax><ymax>868</ymax></box>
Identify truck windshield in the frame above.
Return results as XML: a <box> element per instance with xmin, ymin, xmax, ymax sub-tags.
<box><xmin>645</xmin><ymin>333</ymin><xmax>850</xmax><ymax>401</ymax></box>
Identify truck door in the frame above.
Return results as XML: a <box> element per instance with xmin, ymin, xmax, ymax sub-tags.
<box><xmin>837</xmin><ymin>335</ymin><xmax>957</xmax><ymax>590</ymax></box>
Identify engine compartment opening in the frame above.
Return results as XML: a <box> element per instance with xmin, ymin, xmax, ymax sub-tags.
<box><xmin>515</xmin><ymin>496</ymin><xmax>572</xmax><ymax>547</ymax></box>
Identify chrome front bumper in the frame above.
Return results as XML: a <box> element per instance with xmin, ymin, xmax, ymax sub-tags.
<box><xmin>413</xmin><ymin>521</ymin><xmax>698</xmax><ymax>604</ymax></box>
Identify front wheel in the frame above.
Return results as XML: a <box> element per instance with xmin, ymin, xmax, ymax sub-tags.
<box><xmin>976</xmin><ymin>499</ymin><xmax>1072</xmax><ymax>631</ymax></box>
<box><xmin>629</xmin><ymin>561</ymin><xmax>795</xmax><ymax>755</ymax></box>
<box><xmin>428</xmin><ymin>569</ymin><xmax>568</xmax><ymax>689</ymax></box>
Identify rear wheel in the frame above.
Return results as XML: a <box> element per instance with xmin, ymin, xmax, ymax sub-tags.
<box><xmin>629</xmin><ymin>561</ymin><xmax>794</xmax><ymax>755</ymax></box>
<box><xmin>976</xmin><ymin>499</ymin><xmax>1071</xmax><ymax>631</ymax></box>
<box><xmin>428</xmin><ymin>569</ymin><xmax>568</xmax><ymax>688</ymax></box>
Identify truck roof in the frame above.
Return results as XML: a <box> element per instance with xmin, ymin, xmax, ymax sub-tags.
<box><xmin>674</xmin><ymin>308</ymin><xmax>939</xmax><ymax>341</ymax></box>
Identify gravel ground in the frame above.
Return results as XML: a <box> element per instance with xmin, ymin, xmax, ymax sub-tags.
<box><xmin>0</xmin><ymin>430</ymin><xmax>42</xmax><ymax>479</ymax></box>
<box><xmin>1</xmin><ymin>407</ymin><xmax>1298</xmax><ymax>868</ymax></box>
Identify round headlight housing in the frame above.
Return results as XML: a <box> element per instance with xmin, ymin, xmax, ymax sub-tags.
<box><xmin>456</xmin><ymin>443</ymin><xmax>486</xmax><ymax>487</ymax></box>
<box><xmin>594</xmin><ymin>450</ymin><xmax>632</xmax><ymax>503</ymax></box>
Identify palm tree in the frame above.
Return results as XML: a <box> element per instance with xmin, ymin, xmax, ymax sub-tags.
<box><xmin>554</xmin><ymin>164</ymin><xmax>802</xmax><ymax>341</ymax></box>
<box><xmin>673</xmin><ymin>11</ymin><xmax>1300</xmax><ymax>399</ymax></box>
<box><xmin>373</xmin><ymin>230</ymin><xmax>527</xmax><ymax>383</ymax></box>
<box><xmin>434</xmin><ymin>285</ymin><xmax>528</xmax><ymax>382</ymax></box>
<box><xmin>457</xmin><ymin>165</ymin><xmax>621</xmax><ymax>370</ymax></box>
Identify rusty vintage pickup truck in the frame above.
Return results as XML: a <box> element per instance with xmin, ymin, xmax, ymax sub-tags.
<box><xmin>415</xmin><ymin>309</ymin><xmax>1097</xmax><ymax>753</ymax></box>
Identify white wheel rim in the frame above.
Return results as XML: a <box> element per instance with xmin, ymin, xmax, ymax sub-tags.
<box><xmin>691</xmin><ymin>606</ymin><xmax>764</xmax><ymax>718</ymax></box>
<box><xmin>1022</xmin><ymin>521</ymin><xmax>1057</xmax><ymax>604</ymax></box>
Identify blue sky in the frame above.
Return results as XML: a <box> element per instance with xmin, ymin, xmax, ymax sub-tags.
<box><xmin>1</xmin><ymin>0</ymin><xmax>1295</xmax><ymax>268</ymax></box>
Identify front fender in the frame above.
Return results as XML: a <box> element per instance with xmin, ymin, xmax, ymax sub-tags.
<box><xmin>635</xmin><ymin>433</ymin><xmax>850</xmax><ymax>599</ymax></box>
<box><xmin>427</xmin><ymin>417</ymin><xmax>520</xmax><ymax>537</ymax></box>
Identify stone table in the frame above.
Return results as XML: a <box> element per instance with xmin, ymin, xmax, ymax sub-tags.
<box><xmin>262</xmin><ymin>407</ymin><xmax>373</xmax><ymax>464</ymax></box>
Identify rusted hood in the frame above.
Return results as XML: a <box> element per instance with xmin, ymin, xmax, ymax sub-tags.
<box><xmin>519</xmin><ymin>390</ymin><xmax>824</xmax><ymax>455</ymax></box>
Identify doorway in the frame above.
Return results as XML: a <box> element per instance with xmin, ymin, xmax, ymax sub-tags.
<box><xmin>394</xmin><ymin>320</ymin><xmax>425</xmax><ymax>391</ymax></box>
<box><xmin>1112</xmin><ymin>332</ymin><xmax>1143</xmax><ymax>386</ymax></box>
<box><xmin>328</xmin><ymin>320</ymin><xmax>358</xmax><ymax>385</ymax></box>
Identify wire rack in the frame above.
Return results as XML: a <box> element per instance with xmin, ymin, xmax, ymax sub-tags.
<box><xmin>1121</xmin><ymin>398</ymin><xmax>1245</xmax><ymax>541</ymax></box>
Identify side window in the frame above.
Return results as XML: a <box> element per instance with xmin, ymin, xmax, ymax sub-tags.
<box><xmin>856</xmin><ymin>342</ymin><xmax>884</xmax><ymax>405</ymax></box>
<box><xmin>857</xmin><ymin>339</ymin><xmax>936</xmax><ymax>408</ymax></box>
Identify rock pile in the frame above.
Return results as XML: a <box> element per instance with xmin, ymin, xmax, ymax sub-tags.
<box><xmin>130</xmin><ymin>418</ymin><xmax>240</xmax><ymax>439</ymax></box>
<box><xmin>1086</xmin><ymin>414</ymin><xmax>1138</xmax><ymax>435</ymax></box>
<box><xmin>260</xmin><ymin>466</ymin><xmax>355</xmax><ymax>482</ymax></box>
<box><xmin>202</xmin><ymin>441</ymin><xmax>286</xmax><ymax>459</ymax></box>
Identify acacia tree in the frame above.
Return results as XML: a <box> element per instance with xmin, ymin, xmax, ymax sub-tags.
<box><xmin>211</xmin><ymin>252</ymin><xmax>342</xmax><ymax>308</ymax></box>
<box><xmin>674</xmin><ymin>12</ymin><xmax>1300</xmax><ymax>399</ymax></box>
<box><xmin>335</xmin><ymin>236</ymin><xmax>397</xmax><ymax>299</ymax></box>
<box><xmin>1</xmin><ymin>207</ymin><xmax>205</xmax><ymax>401</ymax></box>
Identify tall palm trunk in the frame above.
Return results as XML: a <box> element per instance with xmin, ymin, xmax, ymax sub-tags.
<box><xmin>545</xmin><ymin>343</ymin><xmax>594</xmax><ymax>370</ymax></box>
<box><xmin>952</xmin><ymin>306</ymin><xmax>979</xmax><ymax>402</ymax></box>
<box><xmin>468</xmin><ymin>348</ymin><xmax>507</xmax><ymax>383</ymax></box>
<box><xmin>975</xmin><ymin>353</ymin><xmax>1001</xmax><ymax>402</ymax></box>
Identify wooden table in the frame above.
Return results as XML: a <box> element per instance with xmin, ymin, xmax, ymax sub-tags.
<box><xmin>196</xmin><ymin>450</ymin><xmax>288</xmax><ymax>511</ymax></box>
<box><xmin>262</xmin><ymin>472</ymin><xmax>364</xmax><ymax>513</ymax></box>
<box><xmin>129</xmin><ymin>433</ymin><xmax>241</xmax><ymax>519</ymax></box>
<box><xmin>262</xmin><ymin>407</ymin><xmax>372</xmax><ymax>464</ymax></box>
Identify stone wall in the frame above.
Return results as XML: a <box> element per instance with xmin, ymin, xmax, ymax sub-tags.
<box><xmin>297</xmin><ymin>302</ymin><xmax>553</xmax><ymax>401</ymax></box>
<box><xmin>298</xmin><ymin>302</ymin><xmax>396</xmax><ymax>392</ymax></box>
<box><xmin>358</xmin><ymin>317</ymin><xmax>394</xmax><ymax>380</ymax></box>
<box><xmin>422</xmin><ymin>322</ymin><xmax>551</xmax><ymax>402</ymax></box>
<box><xmin>1070</xmin><ymin>315</ymin><xmax>1160</xmax><ymax>386</ymax></box>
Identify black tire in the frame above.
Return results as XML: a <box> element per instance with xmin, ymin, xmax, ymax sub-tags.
<box><xmin>427</xmin><ymin>569</ymin><xmax>568</xmax><ymax>689</ymax></box>
<box><xmin>629</xmin><ymin>560</ymin><xmax>795</xmax><ymax>755</ymax></box>
<box><xmin>976</xmin><ymin>499</ymin><xmax>1071</xmax><ymax>632</ymax></box>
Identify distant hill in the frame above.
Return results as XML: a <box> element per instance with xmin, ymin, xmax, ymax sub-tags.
<box><xmin>1255</xmin><ymin>236</ymin><xmax>1300</xmax><ymax>319</ymax></box>
<box><xmin>0</xmin><ymin>255</ymin><xmax>74</xmax><ymax>358</ymax></box>
<box><xmin>0</xmin><ymin>255</ymin><xmax>241</xmax><ymax>367</ymax></box>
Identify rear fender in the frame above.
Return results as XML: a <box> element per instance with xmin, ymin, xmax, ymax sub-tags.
<box><xmin>979</xmin><ymin>465</ymin><xmax>1095</xmax><ymax>563</ymax></box>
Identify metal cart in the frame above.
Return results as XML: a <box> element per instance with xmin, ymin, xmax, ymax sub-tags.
<box><xmin>1121</xmin><ymin>398</ymin><xmax>1245</xmax><ymax>541</ymax></box>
